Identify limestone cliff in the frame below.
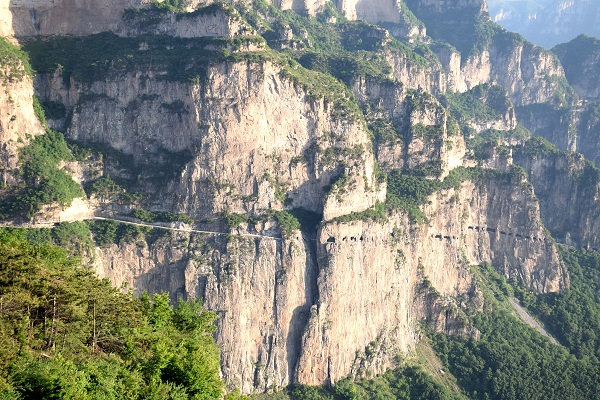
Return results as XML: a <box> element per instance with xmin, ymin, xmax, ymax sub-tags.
<box><xmin>403</xmin><ymin>0</ymin><xmax>569</xmax><ymax>106</ymax></box>
<box><xmin>516</xmin><ymin>100</ymin><xmax>600</xmax><ymax>168</ymax></box>
<box><xmin>0</xmin><ymin>39</ymin><xmax>43</xmax><ymax>186</ymax></box>
<box><xmin>5</xmin><ymin>0</ymin><xmax>150</xmax><ymax>36</ymax></box>
<box><xmin>4</xmin><ymin>0</ymin><xmax>249</xmax><ymax>38</ymax></box>
<box><xmin>0</xmin><ymin>0</ymin><xmax>590</xmax><ymax>395</ymax></box>
<box><xmin>89</xmin><ymin>166</ymin><xmax>566</xmax><ymax>391</ymax></box>
<box><xmin>36</xmin><ymin>58</ymin><xmax>383</xmax><ymax>220</ymax></box>
<box><xmin>553</xmin><ymin>34</ymin><xmax>600</xmax><ymax>101</ymax></box>
<box><xmin>515</xmin><ymin>149</ymin><xmax>600</xmax><ymax>250</ymax></box>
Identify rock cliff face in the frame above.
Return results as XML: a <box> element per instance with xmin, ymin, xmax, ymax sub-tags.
<box><xmin>0</xmin><ymin>47</ymin><xmax>43</xmax><ymax>186</ymax></box>
<box><xmin>5</xmin><ymin>0</ymin><xmax>149</xmax><ymax>36</ymax></box>
<box><xmin>403</xmin><ymin>0</ymin><xmax>568</xmax><ymax>106</ymax></box>
<box><xmin>0</xmin><ymin>0</ymin><xmax>590</xmax><ymax>395</ymax></box>
<box><xmin>37</xmin><ymin>60</ymin><xmax>383</xmax><ymax>219</ymax></box>
<box><xmin>553</xmin><ymin>34</ymin><xmax>600</xmax><ymax>101</ymax></box>
<box><xmin>516</xmin><ymin>101</ymin><xmax>600</xmax><ymax>168</ymax></box>
<box><xmin>3</xmin><ymin>0</ymin><xmax>248</xmax><ymax>38</ymax></box>
<box><xmin>515</xmin><ymin>150</ymin><xmax>600</xmax><ymax>250</ymax></box>
<box><xmin>89</xmin><ymin>166</ymin><xmax>566</xmax><ymax>391</ymax></box>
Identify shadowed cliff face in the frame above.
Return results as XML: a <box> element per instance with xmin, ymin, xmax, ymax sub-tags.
<box><xmin>515</xmin><ymin>150</ymin><xmax>600</xmax><ymax>251</ymax></box>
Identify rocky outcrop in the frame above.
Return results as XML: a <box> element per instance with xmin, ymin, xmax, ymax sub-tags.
<box><xmin>4</xmin><ymin>0</ymin><xmax>247</xmax><ymax>38</ymax></box>
<box><xmin>350</xmin><ymin>77</ymin><xmax>466</xmax><ymax>175</ymax></box>
<box><xmin>516</xmin><ymin>100</ymin><xmax>600</xmax><ymax>168</ymax></box>
<box><xmin>488</xmin><ymin>33</ymin><xmax>568</xmax><ymax>106</ymax></box>
<box><xmin>334</xmin><ymin>0</ymin><xmax>426</xmax><ymax>40</ymax></box>
<box><xmin>402</xmin><ymin>0</ymin><xmax>568</xmax><ymax>107</ymax></box>
<box><xmin>119</xmin><ymin>4</ymin><xmax>253</xmax><ymax>38</ymax></box>
<box><xmin>6</xmin><ymin>0</ymin><xmax>150</xmax><ymax>36</ymax></box>
<box><xmin>93</xmin><ymin>228</ymin><xmax>318</xmax><ymax>393</ymax></box>
<box><xmin>515</xmin><ymin>150</ymin><xmax>600</xmax><ymax>250</ymax></box>
<box><xmin>384</xmin><ymin>46</ymin><xmax>446</xmax><ymax>96</ymax></box>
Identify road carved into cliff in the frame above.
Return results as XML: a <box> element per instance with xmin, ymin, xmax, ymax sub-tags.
<box><xmin>1</xmin><ymin>214</ymin><xmax>283</xmax><ymax>241</ymax></box>
<box><xmin>508</xmin><ymin>297</ymin><xmax>559</xmax><ymax>345</ymax></box>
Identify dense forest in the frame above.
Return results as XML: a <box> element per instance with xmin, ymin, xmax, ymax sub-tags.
<box><xmin>0</xmin><ymin>229</ymin><xmax>230</xmax><ymax>399</ymax></box>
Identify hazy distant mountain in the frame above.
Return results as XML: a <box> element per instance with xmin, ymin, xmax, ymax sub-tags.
<box><xmin>488</xmin><ymin>0</ymin><xmax>600</xmax><ymax>48</ymax></box>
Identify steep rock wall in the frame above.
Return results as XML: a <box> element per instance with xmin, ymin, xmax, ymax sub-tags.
<box><xmin>5</xmin><ymin>0</ymin><xmax>246</xmax><ymax>38</ymax></box>
<box><xmin>0</xmin><ymin>62</ymin><xmax>43</xmax><ymax>186</ymax></box>
<box><xmin>516</xmin><ymin>101</ymin><xmax>600</xmax><ymax>168</ymax></box>
<box><xmin>553</xmin><ymin>34</ymin><xmax>600</xmax><ymax>101</ymax></box>
<box><xmin>7</xmin><ymin>0</ymin><xmax>150</xmax><ymax>36</ymax></box>
<box><xmin>515</xmin><ymin>151</ymin><xmax>600</xmax><ymax>250</ymax></box>
<box><xmin>93</xmin><ymin>228</ymin><xmax>318</xmax><ymax>393</ymax></box>
<box><xmin>349</xmin><ymin>77</ymin><xmax>466</xmax><ymax>175</ymax></box>
<box><xmin>296</xmin><ymin>172</ymin><xmax>566</xmax><ymax>384</ymax></box>
<box><xmin>91</xmin><ymin>167</ymin><xmax>567</xmax><ymax>392</ymax></box>
<box><xmin>36</xmin><ymin>61</ymin><xmax>384</xmax><ymax>219</ymax></box>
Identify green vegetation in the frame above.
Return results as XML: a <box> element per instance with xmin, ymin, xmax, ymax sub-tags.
<box><xmin>40</xmin><ymin>100</ymin><xmax>67</xmax><ymax>120</ymax></box>
<box><xmin>0</xmin><ymin>131</ymin><xmax>83</xmax><ymax>219</ymax></box>
<box><xmin>466</xmin><ymin>125</ymin><xmax>530</xmax><ymax>160</ymax></box>
<box><xmin>516</xmin><ymin>248</ymin><xmax>600</xmax><ymax>362</ymax></box>
<box><xmin>0</xmin><ymin>229</ymin><xmax>224</xmax><ymax>398</ymax></box>
<box><xmin>22</xmin><ymin>32</ymin><xmax>268</xmax><ymax>84</ymax></box>
<box><xmin>553</xmin><ymin>34</ymin><xmax>600</xmax><ymax>98</ymax></box>
<box><xmin>431</xmin><ymin>260</ymin><xmax>600</xmax><ymax>400</ymax></box>
<box><xmin>87</xmin><ymin>220</ymin><xmax>152</xmax><ymax>247</ymax></box>
<box><xmin>85</xmin><ymin>176</ymin><xmax>132</xmax><ymax>204</ymax></box>
<box><xmin>279</xmin><ymin>60</ymin><xmax>362</xmax><ymax>121</ymax></box>
<box><xmin>443</xmin><ymin>84</ymin><xmax>511</xmax><ymax>123</ymax></box>
<box><xmin>4</xmin><ymin>221</ymin><xmax>94</xmax><ymax>258</ymax></box>
<box><xmin>131</xmin><ymin>208</ymin><xmax>194</xmax><ymax>225</ymax></box>
<box><xmin>386</xmin><ymin>167</ymin><xmax>491</xmax><ymax>223</ymax></box>
<box><xmin>253</xmin><ymin>365</ymin><xmax>463</xmax><ymax>400</ymax></box>
<box><xmin>330</xmin><ymin>200</ymin><xmax>388</xmax><ymax>224</ymax></box>
<box><xmin>295</xmin><ymin>50</ymin><xmax>392</xmax><ymax>84</ymax></box>
<box><xmin>221</xmin><ymin>211</ymin><xmax>251</xmax><ymax>230</ymax></box>
<box><xmin>152</xmin><ymin>0</ymin><xmax>189</xmax><ymax>13</ymax></box>
<box><xmin>328</xmin><ymin>166</ymin><xmax>520</xmax><ymax>225</ymax></box>
<box><xmin>0</xmin><ymin>36</ymin><xmax>33</xmax><ymax>84</ymax></box>
<box><xmin>272</xmin><ymin>210</ymin><xmax>300</xmax><ymax>237</ymax></box>
<box><xmin>518</xmin><ymin>136</ymin><xmax>561</xmax><ymax>156</ymax></box>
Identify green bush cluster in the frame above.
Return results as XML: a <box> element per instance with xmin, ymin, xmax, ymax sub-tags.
<box><xmin>0</xmin><ymin>36</ymin><xmax>33</xmax><ymax>84</ymax></box>
<box><xmin>443</xmin><ymin>84</ymin><xmax>510</xmax><ymax>124</ymax></box>
<box><xmin>272</xmin><ymin>210</ymin><xmax>300</xmax><ymax>237</ymax></box>
<box><xmin>131</xmin><ymin>208</ymin><xmax>194</xmax><ymax>225</ymax></box>
<box><xmin>518</xmin><ymin>136</ymin><xmax>561</xmax><ymax>156</ymax></box>
<box><xmin>22</xmin><ymin>33</ymin><xmax>269</xmax><ymax>84</ymax></box>
<box><xmin>258</xmin><ymin>365</ymin><xmax>462</xmax><ymax>400</ymax></box>
<box><xmin>87</xmin><ymin>220</ymin><xmax>151</xmax><ymax>247</ymax></box>
<box><xmin>0</xmin><ymin>131</ymin><xmax>83</xmax><ymax>219</ymax></box>
<box><xmin>0</xmin><ymin>229</ymin><xmax>224</xmax><ymax>399</ymax></box>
